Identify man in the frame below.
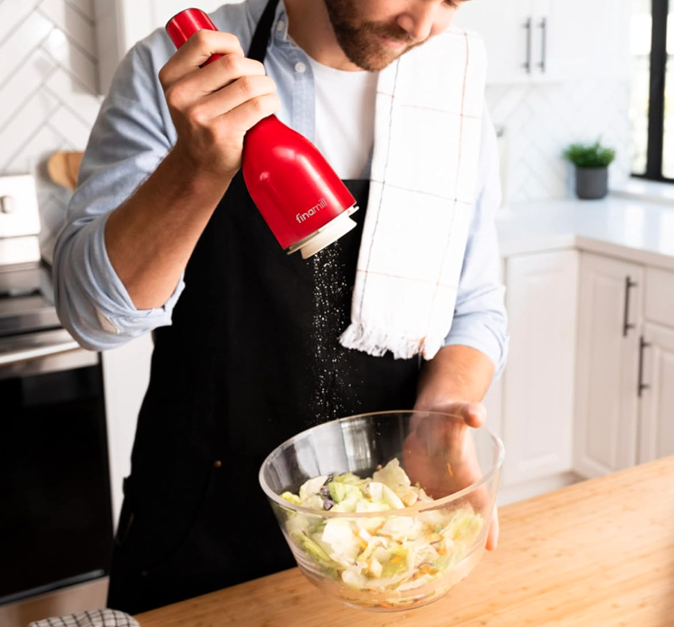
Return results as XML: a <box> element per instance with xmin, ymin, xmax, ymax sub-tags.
<box><xmin>54</xmin><ymin>0</ymin><xmax>507</xmax><ymax>614</ymax></box>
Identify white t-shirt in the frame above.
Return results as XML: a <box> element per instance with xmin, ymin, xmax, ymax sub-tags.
<box><xmin>306</xmin><ymin>56</ymin><xmax>378</xmax><ymax>180</ymax></box>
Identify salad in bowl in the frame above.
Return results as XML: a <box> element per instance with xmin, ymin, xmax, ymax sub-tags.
<box><xmin>259</xmin><ymin>411</ymin><xmax>503</xmax><ymax>611</ymax></box>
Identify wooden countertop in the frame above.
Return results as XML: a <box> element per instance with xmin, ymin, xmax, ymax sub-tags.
<box><xmin>136</xmin><ymin>457</ymin><xmax>674</xmax><ymax>626</ymax></box>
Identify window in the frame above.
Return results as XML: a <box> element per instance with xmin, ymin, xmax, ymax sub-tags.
<box><xmin>631</xmin><ymin>0</ymin><xmax>674</xmax><ymax>180</ymax></box>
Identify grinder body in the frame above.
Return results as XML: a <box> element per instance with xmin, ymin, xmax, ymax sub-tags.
<box><xmin>166</xmin><ymin>8</ymin><xmax>359</xmax><ymax>258</ymax></box>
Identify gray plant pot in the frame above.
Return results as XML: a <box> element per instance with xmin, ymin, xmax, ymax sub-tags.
<box><xmin>575</xmin><ymin>166</ymin><xmax>608</xmax><ymax>200</ymax></box>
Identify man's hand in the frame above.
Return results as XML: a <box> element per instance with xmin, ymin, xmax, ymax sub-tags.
<box><xmin>410</xmin><ymin>345</ymin><xmax>499</xmax><ymax>551</ymax></box>
<box><xmin>104</xmin><ymin>31</ymin><xmax>282</xmax><ymax>309</ymax></box>
<box><xmin>403</xmin><ymin>402</ymin><xmax>499</xmax><ymax>551</ymax></box>
<box><xmin>159</xmin><ymin>30</ymin><xmax>281</xmax><ymax>180</ymax></box>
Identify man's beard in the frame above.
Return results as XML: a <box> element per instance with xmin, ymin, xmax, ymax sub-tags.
<box><xmin>323</xmin><ymin>0</ymin><xmax>422</xmax><ymax>71</ymax></box>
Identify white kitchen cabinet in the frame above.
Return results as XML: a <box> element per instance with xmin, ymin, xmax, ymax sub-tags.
<box><xmin>639</xmin><ymin>323</ymin><xmax>674</xmax><ymax>464</ymax></box>
<box><xmin>102</xmin><ymin>334</ymin><xmax>154</xmax><ymax>529</ymax></box>
<box><xmin>541</xmin><ymin>0</ymin><xmax>630</xmax><ymax>82</ymax></box>
<box><xmin>574</xmin><ymin>253</ymin><xmax>643</xmax><ymax>478</ymax></box>
<box><xmin>455</xmin><ymin>0</ymin><xmax>532</xmax><ymax>85</ymax></box>
<box><xmin>456</xmin><ymin>0</ymin><xmax>630</xmax><ymax>84</ymax></box>
<box><xmin>640</xmin><ymin>268</ymin><xmax>674</xmax><ymax>463</ymax></box>
<box><xmin>500</xmin><ymin>249</ymin><xmax>578</xmax><ymax>486</ymax></box>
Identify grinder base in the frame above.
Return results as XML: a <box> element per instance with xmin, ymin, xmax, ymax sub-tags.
<box><xmin>287</xmin><ymin>205</ymin><xmax>359</xmax><ymax>259</ymax></box>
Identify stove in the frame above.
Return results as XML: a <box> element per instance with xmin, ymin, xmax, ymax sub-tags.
<box><xmin>0</xmin><ymin>174</ymin><xmax>113</xmax><ymax>609</ymax></box>
<box><xmin>0</xmin><ymin>175</ymin><xmax>87</xmax><ymax>377</ymax></box>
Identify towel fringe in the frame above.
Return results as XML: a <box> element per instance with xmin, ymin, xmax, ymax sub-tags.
<box><xmin>340</xmin><ymin>324</ymin><xmax>442</xmax><ymax>361</ymax></box>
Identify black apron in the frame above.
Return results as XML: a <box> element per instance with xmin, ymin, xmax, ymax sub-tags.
<box><xmin>107</xmin><ymin>0</ymin><xmax>420</xmax><ymax>614</ymax></box>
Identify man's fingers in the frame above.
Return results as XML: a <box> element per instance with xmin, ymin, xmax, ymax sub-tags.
<box><xmin>160</xmin><ymin>30</ymin><xmax>246</xmax><ymax>87</ymax></box>
<box><xmin>180</xmin><ymin>75</ymin><xmax>277</xmax><ymax>125</ymax></box>
<box><xmin>413</xmin><ymin>404</ymin><xmax>486</xmax><ymax>450</ymax></box>
<box><xmin>415</xmin><ymin>414</ymin><xmax>460</xmax><ymax>456</ymax></box>
<box><xmin>486</xmin><ymin>506</ymin><xmax>499</xmax><ymax>551</ymax></box>
<box><xmin>164</xmin><ymin>56</ymin><xmax>267</xmax><ymax>106</ymax></box>
<box><xmin>218</xmin><ymin>92</ymin><xmax>282</xmax><ymax>134</ymax></box>
<box><xmin>191</xmin><ymin>54</ymin><xmax>267</xmax><ymax>95</ymax></box>
<box><xmin>412</xmin><ymin>402</ymin><xmax>487</xmax><ymax>429</ymax></box>
<box><xmin>450</xmin><ymin>402</ymin><xmax>486</xmax><ymax>428</ymax></box>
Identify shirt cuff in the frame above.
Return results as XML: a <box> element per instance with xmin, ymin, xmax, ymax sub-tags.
<box><xmin>444</xmin><ymin>315</ymin><xmax>509</xmax><ymax>379</ymax></box>
<box><xmin>89</xmin><ymin>213</ymin><xmax>185</xmax><ymax>334</ymax></box>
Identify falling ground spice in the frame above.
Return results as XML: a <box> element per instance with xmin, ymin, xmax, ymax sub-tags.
<box><xmin>308</xmin><ymin>241</ymin><xmax>361</xmax><ymax>424</ymax></box>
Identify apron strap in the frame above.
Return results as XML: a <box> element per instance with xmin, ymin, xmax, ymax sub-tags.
<box><xmin>248</xmin><ymin>0</ymin><xmax>281</xmax><ymax>61</ymax></box>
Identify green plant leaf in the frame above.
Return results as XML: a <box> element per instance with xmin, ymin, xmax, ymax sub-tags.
<box><xmin>563</xmin><ymin>140</ymin><xmax>616</xmax><ymax>168</ymax></box>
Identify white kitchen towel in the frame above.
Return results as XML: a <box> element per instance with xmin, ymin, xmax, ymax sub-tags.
<box><xmin>340</xmin><ymin>26</ymin><xmax>487</xmax><ymax>360</ymax></box>
<box><xmin>28</xmin><ymin>610</ymin><xmax>139</xmax><ymax>627</ymax></box>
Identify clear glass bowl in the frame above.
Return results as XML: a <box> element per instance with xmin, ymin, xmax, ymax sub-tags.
<box><xmin>259</xmin><ymin>410</ymin><xmax>504</xmax><ymax>611</ymax></box>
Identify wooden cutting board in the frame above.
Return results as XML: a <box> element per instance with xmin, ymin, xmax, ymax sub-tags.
<box><xmin>136</xmin><ymin>456</ymin><xmax>674</xmax><ymax>626</ymax></box>
<box><xmin>47</xmin><ymin>151</ymin><xmax>83</xmax><ymax>190</ymax></box>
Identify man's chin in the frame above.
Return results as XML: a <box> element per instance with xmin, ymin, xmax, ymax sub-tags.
<box><xmin>352</xmin><ymin>48</ymin><xmax>409</xmax><ymax>72</ymax></box>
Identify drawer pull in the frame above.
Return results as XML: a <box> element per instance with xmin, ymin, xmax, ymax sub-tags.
<box><xmin>638</xmin><ymin>336</ymin><xmax>651</xmax><ymax>397</ymax></box>
<box><xmin>623</xmin><ymin>276</ymin><xmax>637</xmax><ymax>337</ymax></box>
<box><xmin>538</xmin><ymin>17</ymin><xmax>548</xmax><ymax>73</ymax></box>
<box><xmin>523</xmin><ymin>18</ymin><xmax>532</xmax><ymax>74</ymax></box>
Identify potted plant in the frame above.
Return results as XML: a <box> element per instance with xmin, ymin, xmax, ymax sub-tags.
<box><xmin>563</xmin><ymin>140</ymin><xmax>616</xmax><ymax>200</ymax></box>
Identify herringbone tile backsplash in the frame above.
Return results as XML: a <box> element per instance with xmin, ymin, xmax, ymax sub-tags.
<box><xmin>0</xmin><ymin>0</ymin><xmax>102</xmax><ymax>260</ymax></box>
<box><xmin>488</xmin><ymin>79</ymin><xmax>632</xmax><ymax>205</ymax></box>
<box><xmin>0</xmin><ymin>0</ymin><xmax>632</xmax><ymax>262</ymax></box>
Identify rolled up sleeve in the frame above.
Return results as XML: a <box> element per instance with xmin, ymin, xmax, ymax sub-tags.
<box><xmin>53</xmin><ymin>32</ymin><xmax>183</xmax><ymax>351</ymax></box>
<box><xmin>444</xmin><ymin>108</ymin><xmax>509</xmax><ymax>377</ymax></box>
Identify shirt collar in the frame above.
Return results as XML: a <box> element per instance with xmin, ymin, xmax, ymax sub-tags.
<box><xmin>273</xmin><ymin>1</ymin><xmax>290</xmax><ymax>41</ymax></box>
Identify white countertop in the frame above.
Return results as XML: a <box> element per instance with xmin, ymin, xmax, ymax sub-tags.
<box><xmin>497</xmin><ymin>195</ymin><xmax>674</xmax><ymax>271</ymax></box>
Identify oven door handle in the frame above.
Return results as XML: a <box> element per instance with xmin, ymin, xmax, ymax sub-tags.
<box><xmin>0</xmin><ymin>336</ymin><xmax>81</xmax><ymax>367</ymax></box>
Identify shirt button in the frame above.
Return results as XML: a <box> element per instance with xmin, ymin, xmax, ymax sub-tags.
<box><xmin>295</xmin><ymin>62</ymin><xmax>307</xmax><ymax>74</ymax></box>
<box><xmin>276</xmin><ymin>20</ymin><xmax>285</xmax><ymax>33</ymax></box>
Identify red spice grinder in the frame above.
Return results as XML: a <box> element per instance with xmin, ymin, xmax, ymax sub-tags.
<box><xmin>166</xmin><ymin>8</ymin><xmax>359</xmax><ymax>259</ymax></box>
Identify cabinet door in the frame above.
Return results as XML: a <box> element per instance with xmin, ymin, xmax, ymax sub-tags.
<box><xmin>456</xmin><ymin>0</ymin><xmax>630</xmax><ymax>85</ymax></box>
<box><xmin>455</xmin><ymin>0</ymin><xmax>534</xmax><ymax>85</ymax></box>
<box><xmin>502</xmin><ymin>249</ymin><xmax>579</xmax><ymax>486</ymax></box>
<box><xmin>574</xmin><ymin>254</ymin><xmax>642</xmax><ymax>478</ymax></box>
<box><xmin>536</xmin><ymin>0</ymin><xmax>630</xmax><ymax>82</ymax></box>
<box><xmin>102</xmin><ymin>334</ymin><xmax>154</xmax><ymax>530</ymax></box>
<box><xmin>638</xmin><ymin>323</ymin><xmax>674</xmax><ymax>463</ymax></box>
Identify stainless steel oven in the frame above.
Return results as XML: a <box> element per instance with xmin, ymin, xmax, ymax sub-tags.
<box><xmin>0</xmin><ymin>175</ymin><xmax>113</xmax><ymax>607</ymax></box>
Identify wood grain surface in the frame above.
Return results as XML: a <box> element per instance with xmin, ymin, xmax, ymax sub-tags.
<box><xmin>136</xmin><ymin>457</ymin><xmax>674</xmax><ymax>626</ymax></box>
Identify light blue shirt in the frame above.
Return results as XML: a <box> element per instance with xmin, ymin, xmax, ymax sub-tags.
<box><xmin>53</xmin><ymin>0</ymin><xmax>509</xmax><ymax>375</ymax></box>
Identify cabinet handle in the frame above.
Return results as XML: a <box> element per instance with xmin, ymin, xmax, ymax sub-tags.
<box><xmin>523</xmin><ymin>18</ymin><xmax>532</xmax><ymax>74</ymax></box>
<box><xmin>538</xmin><ymin>17</ymin><xmax>547</xmax><ymax>73</ymax></box>
<box><xmin>623</xmin><ymin>276</ymin><xmax>637</xmax><ymax>337</ymax></box>
<box><xmin>638</xmin><ymin>336</ymin><xmax>651</xmax><ymax>397</ymax></box>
